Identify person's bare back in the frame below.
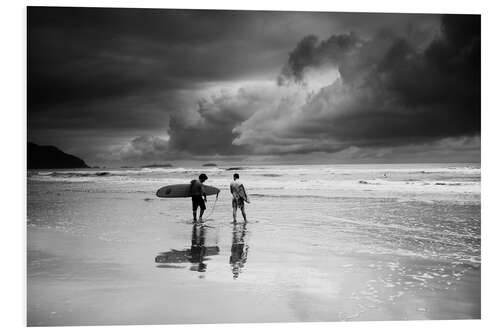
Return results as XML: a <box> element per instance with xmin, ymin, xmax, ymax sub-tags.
<box><xmin>230</xmin><ymin>173</ymin><xmax>248</xmax><ymax>222</ymax></box>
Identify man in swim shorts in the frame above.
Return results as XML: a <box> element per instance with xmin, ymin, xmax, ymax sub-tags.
<box><xmin>230</xmin><ymin>173</ymin><xmax>249</xmax><ymax>222</ymax></box>
<box><xmin>190</xmin><ymin>173</ymin><xmax>208</xmax><ymax>222</ymax></box>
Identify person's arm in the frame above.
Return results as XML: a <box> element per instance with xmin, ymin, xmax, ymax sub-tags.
<box><xmin>189</xmin><ymin>180</ymin><xmax>195</xmax><ymax>196</ymax></box>
<box><xmin>202</xmin><ymin>184</ymin><xmax>207</xmax><ymax>202</ymax></box>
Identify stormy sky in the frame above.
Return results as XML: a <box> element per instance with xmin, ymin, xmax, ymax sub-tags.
<box><xmin>27</xmin><ymin>7</ymin><xmax>480</xmax><ymax>166</ymax></box>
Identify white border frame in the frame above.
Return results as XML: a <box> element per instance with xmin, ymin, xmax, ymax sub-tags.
<box><xmin>3</xmin><ymin>0</ymin><xmax>498</xmax><ymax>332</ymax></box>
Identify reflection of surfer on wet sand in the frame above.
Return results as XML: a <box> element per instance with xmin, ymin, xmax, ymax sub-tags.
<box><xmin>189</xmin><ymin>223</ymin><xmax>208</xmax><ymax>272</ymax></box>
<box><xmin>155</xmin><ymin>224</ymin><xmax>219</xmax><ymax>272</ymax></box>
<box><xmin>230</xmin><ymin>173</ymin><xmax>250</xmax><ymax>222</ymax></box>
<box><xmin>229</xmin><ymin>221</ymin><xmax>249</xmax><ymax>279</ymax></box>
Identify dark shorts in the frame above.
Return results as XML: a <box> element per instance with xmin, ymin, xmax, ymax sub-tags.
<box><xmin>232</xmin><ymin>197</ymin><xmax>245</xmax><ymax>209</ymax></box>
<box><xmin>192</xmin><ymin>196</ymin><xmax>206</xmax><ymax>211</ymax></box>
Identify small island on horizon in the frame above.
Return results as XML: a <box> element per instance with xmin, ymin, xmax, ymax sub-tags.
<box><xmin>202</xmin><ymin>163</ymin><xmax>217</xmax><ymax>167</ymax></box>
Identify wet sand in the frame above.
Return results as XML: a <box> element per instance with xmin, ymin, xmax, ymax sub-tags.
<box><xmin>27</xmin><ymin>164</ymin><xmax>480</xmax><ymax>325</ymax></box>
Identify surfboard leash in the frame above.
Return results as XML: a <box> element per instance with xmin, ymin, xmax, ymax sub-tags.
<box><xmin>204</xmin><ymin>192</ymin><xmax>219</xmax><ymax>219</ymax></box>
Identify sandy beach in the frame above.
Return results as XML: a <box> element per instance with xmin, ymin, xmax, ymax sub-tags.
<box><xmin>27</xmin><ymin>164</ymin><xmax>480</xmax><ymax>325</ymax></box>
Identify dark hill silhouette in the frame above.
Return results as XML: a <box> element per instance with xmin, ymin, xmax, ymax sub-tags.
<box><xmin>28</xmin><ymin>142</ymin><xmax>89</xmax><ymax>169</ymax></box>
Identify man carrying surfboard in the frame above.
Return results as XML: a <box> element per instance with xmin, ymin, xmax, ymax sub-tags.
<box><xmin>230</xmin><ymin>173</ymin><xmax>249</xmax><ymax>222</ymax></box>
<box><xmin>190</xmin><ymin>173</ymin><xmax>208</xmax><ymax>222</ymax></box>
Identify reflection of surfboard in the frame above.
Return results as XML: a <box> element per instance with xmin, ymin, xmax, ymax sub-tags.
<box><xmin>156</xmin><ymin>184</ymin><xmax>220</xmax><ymax>198</ymax></box>
<box><xmin>155</xmin><ymin>247</ymin><xmax>220</xmax><ymax>263</ymax></box>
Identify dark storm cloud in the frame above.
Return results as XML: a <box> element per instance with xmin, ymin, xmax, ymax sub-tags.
<box><xmin>278</xmin><ymin>33</ymin><xmax>360</xmax><ymax>84</ymax></box>
<box><xmin>27</xmin><ymin>7</ymin><xmax>478</xmax><ymax>164</ymax></box>
<box><xmin>28</xmin><ymin>7</ymin><xmax>356</xmax><ymax>161</ymax></box>
<box><xmin>27</xmin><ymin>8</ymin><xmax>441</xmax><ymax>111</ymax></box>
<box><xmin>233</xmin><ymin>14</ymin><xmax>480</xmax><ymax>154</ymax></box>
<box><xmin>28</xmin><ymin>7</ymin><xmax>330</xmax><ymax>110</ymax></box>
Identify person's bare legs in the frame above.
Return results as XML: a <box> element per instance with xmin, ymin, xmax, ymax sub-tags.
<box><xmin>241</xmin><ymin>206</ymin><xmax>247</xmax><ymax>222</ymax></box>
<box><xmin>199</xmin><ymin>208</ymin><xmax>205</xmax><ymax>222</ymax></box>
<box><xmin>192</xmin><ymin>210</ymin><xmax>197</xmax><ymax>222</ymax></box>
<box><xmin>232</xmin><ymin>206</ymin><xmax>237</xmax><ymax>222</ymax></box>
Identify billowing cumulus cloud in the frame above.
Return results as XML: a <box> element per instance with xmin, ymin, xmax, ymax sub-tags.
<box><xmin>167</xmin><ymin>84</ymin><xmax>278</xmax><ymax>155</ymax></box>
<box><xmin>229</xmin><ymin>14</ymin><xmax>480</xmax><ymax>156</ymax></box>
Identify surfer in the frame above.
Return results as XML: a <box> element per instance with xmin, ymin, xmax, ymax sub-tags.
<box><xmin>190</xmin><ymin>173</ymin><xmax>208</xmax><ymax>222</ymax></box>
<box><xmin>230</xmin><ymin>173</ymin><xmax>249</xmax><ymax>222</ymax></box>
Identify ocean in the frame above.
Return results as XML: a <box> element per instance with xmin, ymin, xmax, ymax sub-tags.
<box><xmin>27</xmin><ymin>163</ymin><xmax>481</xmax><ymax>325</ymax></box>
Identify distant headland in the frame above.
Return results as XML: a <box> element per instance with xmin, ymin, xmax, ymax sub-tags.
<box><xmin>202</xmin><ymin>163</ymin><xmax>217</xmax><ymax>167</ymax></box>
<box><xmin>28</xmin><ymin>142</ymin><xmax>89</xmax><ymax>169</ymax></box>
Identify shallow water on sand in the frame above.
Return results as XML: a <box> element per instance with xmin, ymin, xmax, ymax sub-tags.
<box><xmin>27</xmin><ymin>163</ymin><xmax>480</xmax><ymax>325</ymax></box>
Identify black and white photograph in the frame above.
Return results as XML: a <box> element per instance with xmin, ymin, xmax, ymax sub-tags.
<box><xmin>26</xmin><ymin>4</ymin><xmax>481</xmax><ymax>327</ymax></box>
